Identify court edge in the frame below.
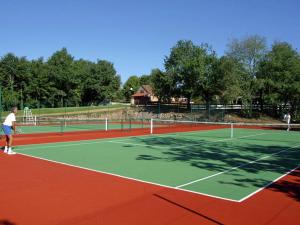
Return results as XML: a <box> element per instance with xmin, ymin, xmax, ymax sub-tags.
<box><xmin>13</xmin><ymin>150</ymin><xmax>300</xmax><ymax>203</ymax></box>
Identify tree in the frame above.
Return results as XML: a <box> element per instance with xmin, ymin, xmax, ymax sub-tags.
<box><xmin>27</xmin><ymin>58</ymin><xmax>52</xmax><ymax>107</ymax></box>
<box><xmin>0</xmin><ymin>53</ymin><xmax>30</xmax><ymax>109</ymax></box>
<box><xmin>226</xmin><ymin>35</ymin><xmax>268</xmax><ymax>115</ymax></box>
<box><xmin>82</xmin><ymin>60</ymin><xmax>121</xmax><ymax>104</ymax></box>
<box><xmin>196</xmin><ymin>45</ymin><xmax>222</xmax><ymax>108</ymax></box>
<box><xmin>226</xmin><ymin>35</ymin><xmax>267</xmax><ymax>77</ymax></box>
<box><xmin>257</xmin><ymin>42</ymin><xmax>300</xmax><ymax>114</ymax></box>
<box><xmin>139</xmin><ymin>74</ymin><xmax>152</xmax><ymax>85</ymax></box>
<box><xmin>151</xmin><ymin>69</ymin><xmax>173</xmax><ymax>102</ymax></box>
<box><xmin>215</xmin><ymin>56</ymin><xmax>248</xmax><ymax>104</ymax></box>
<box><xmin>123</xmin><ymin>75</ymin><xmax>140</xmax><ymax>101</ymax></box>
<box><xmin>165</xmin><ymin>40</ymin><xmax>206</xmax><ymax>109</ymax></box>
<box><xmin>73</xmin><ymin>59</ymin><xmax>93</xmax><ymax>106</ymax></box>
<box><xmin>47</xmin><ymin>48</ymin><xmax>78</xmax><ymax>107</ymax></box>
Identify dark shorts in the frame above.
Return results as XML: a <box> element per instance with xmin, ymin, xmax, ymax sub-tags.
<box><xmin>2</xmin><ymin>125</ymin><xmax>12</xmax><ymax>135</ymax></box>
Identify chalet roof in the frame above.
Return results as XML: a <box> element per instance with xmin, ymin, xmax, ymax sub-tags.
<box><xmin>131</xmin><ymin>84</ymin><xmax>154</xmax><ymax>97</ymax></box>
<box><xmin>132</xmin><ymin>93</ymin><xmax>147</xmax><ymax>97</ymax></box>
<box><xmin>141</xmin><ymin>85</ymin><xmax>153</xmax><ymax>95</ymax></box>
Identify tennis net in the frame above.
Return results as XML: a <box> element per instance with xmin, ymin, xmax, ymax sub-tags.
<box><xmin>16</xmin><ymin>118</ymin><xmax>149</xmax><ymax>134</ymax></box>
<box><xmin>150</xmin><ymin>119</ymin><xmax>300</xmax><ymax>141</ymax></box>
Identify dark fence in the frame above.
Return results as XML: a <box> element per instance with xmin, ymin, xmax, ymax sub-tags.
<box><xmin>136</xmin><ymin>102</ymin><xmax>300</xmax><ymax>122</ymax></box>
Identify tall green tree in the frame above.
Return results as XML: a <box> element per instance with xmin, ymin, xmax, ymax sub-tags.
<box><xmin>47</xmin><ymin>48</ymin><xmax>80</xmax><ymax>106</ymax></box>
<box><xmin>26</xmin><ymin>58</ymin><xmax>52</xmax><ymax>107</ymax></box>
<box><xmin>257</xmin><ymin>42</ymin><xmax>300</xmax><ymax>114</ymax></box>
<box><xmin>73</xmin><ymin>59</ymin><xmax>93</xmax><ymax>105</ymax></box>
<box><xmin>196</xmin><ymin>45</ymin><xmax>222</xmax><ymax>108</ymax></box>
<box><xmin>83</xmin><ymin>60</ymin><xmax>120</xmax><ymax>104</ymax></box>
<box><xmin>139</xmin><ymin>74</ymin><xmax>152</xmax><ymax>85</ymax></box>
<box><xmin>226</xmin><ymin>35</ymin><xmax>267</xmax><ymax>77</ymax></box>
<box><xmin>215</xmin><ymin>56</ymin><xmax>248</xmax><ymax>104</ymax></box>
<box><xmin>0</xmin><ymin>53</ymin><xmax>30</xmax><ymax>109</ymax></box>
<box><xmin>123</xmin><ymin>75</ymin><xmax>140</xmax><ymax>101</ymax></box>
<box><xmin>165</xmin><ymin>40</ymin><xmax>206</xmax><ymax>109</ymax></box>
<box><xmin>151</xmin><ymin>69</ymin><xmax>173</xmax><ymax>102</ymax></box>
<box><xmin>226</xmin><ymin>35</ymin><xmax>268</xmax><ymax>115</ymax></box>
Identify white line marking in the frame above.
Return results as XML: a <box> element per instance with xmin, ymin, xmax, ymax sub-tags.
<box><xmin>238</xmin><ymin>164</ymin><xmax>300</xmax><ymax>202</ymax></box>
<box><xmin>108</xmin><ymin>132</ymin><xmax>269</xmax><ymax>151</ymax></box>
<box><xmin>18</xmin><ymin>130</ymin><xmax>267</xmax><ymax>151</ymax></box>
<box><xmin>176</xmin><ymin>144</ymin><xmax>300</xmax><ymax>189</ymax></box>
<box><xmin>15</xmin><ymin>131</ymin><xmax>290</xmax><ymax>202</ymax></box>
<box><xmin>15</xmin><ymin>128</ymin><xmax>230</xmax><ymax>151</ymax></box>
<box><xmin>108</xmin><ymin>140</ymin><xmax>168</xmax><ymax>149</ymax></box>
<box><xmin>16</xmin><ymin>152</ymin><xmax>239</xmax><ymax>202</ymax></box>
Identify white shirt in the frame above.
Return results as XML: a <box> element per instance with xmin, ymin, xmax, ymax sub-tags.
<box><xmin>3</xmin><ymin>113</ymin><xmax>16</xmax><ymax>126</ymax></box>
<box><xmin>286</xmin><ymin>114</ymin><xmax>291</xmax><ymax>124</ymax></box>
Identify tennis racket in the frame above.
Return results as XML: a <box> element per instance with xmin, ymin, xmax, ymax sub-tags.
<box><xmin>15</xmin><ymin>128</ymin><xmax>23</xmax><ymax>134</ymax></box>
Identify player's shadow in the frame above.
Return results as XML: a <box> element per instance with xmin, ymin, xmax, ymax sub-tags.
<box><xmin>0</xmin><ymin>220</ymin><xmax>16</xmax><ymax>225</ymax></box>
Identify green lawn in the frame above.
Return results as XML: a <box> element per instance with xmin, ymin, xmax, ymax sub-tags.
<box><xmin>1</xmin><ymin>104</ymin><xmax>129</xmax><ymax>118</ymax></box>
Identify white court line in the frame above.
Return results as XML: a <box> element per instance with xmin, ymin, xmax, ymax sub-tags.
<box><xmin>16</xmin><ymin>152</ymin><xmax>239</xmax><ymax>202</ymax></box>
<box><xmin>16</xmin><ymin>128</ymin><xmax>231</xmax><ymax>151</ymax></box>
<box><xmin>176</xmin><ymin>144</ymin><xmax>300</xmax><ymax>190</ymax></box>
<box><xmin>238</xmin><ymin>164</ymin><xmax>300</xmax><ymax>202</ymax></box>
<box><xmin>14</xmin><ymin>131</ymin><xmax>270</xmax><ymax>204</ymax></box>
<box><xmin>108</xmin><ymin>132</ymin><xmax>268</xmax><ymax>150</ymax></box>
<box><xmin>16</xmin><ymin>132</ymin><xmax>268</xmax><ymax>154</ymax></box>
<box><xmin>107</xmin><ymin>140</ymin><xmax>168</xmax><ymax>149</ymax></box>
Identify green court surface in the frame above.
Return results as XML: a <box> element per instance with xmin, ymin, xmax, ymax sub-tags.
<box><xmin>15</xmin><ymin>128</ymin><xmax>300</xmax><ymax>201</ymax></box>
<box><xmin>18</xmin><ymin>122</ymin><xmax>146</xmax><ymax>134</ymax></box>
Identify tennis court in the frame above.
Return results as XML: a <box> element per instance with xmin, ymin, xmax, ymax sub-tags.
<box><xmin>14</xmin><ymin>123</ymin><xmax>300</xmax><ymax>202</ymax></box>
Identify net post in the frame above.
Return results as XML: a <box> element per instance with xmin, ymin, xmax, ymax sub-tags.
<box><xmin>60</xmin><ymin>121</ymin><xmax>64</xmax><ymax>134</ymax></box>
<box><xmin>34</xmin><ymin>116</ymin><xmax>37</xmax><ymax>126</ymax></box>
<box><xmin>150</xmin><ymin>118</ymin><xmax>153</xmax><ymax>134</ymax></box>
<box><xmin>230</xmin><ymin>123</ymin><xmax>233</xmax><ymax>138</ymax></box>
<box><xmin>105</xmin><ymin>117</ymin><xmax>108</xmax><ymax>131</ymax></box>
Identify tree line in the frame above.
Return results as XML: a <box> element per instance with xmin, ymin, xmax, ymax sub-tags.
<box><xmin>0</xmin><ymin>48</ymin><xmax>121</xmax><ymax>110</ymax></box>
<box><xmin>1</xmin><ymin>35</ymin><xmax>299</xmax><ymax>117</ymax></box>
<box><xmin>124</xmin><ymin>36</ymin><xmax>300</xmax><ymax>116</ymax></box>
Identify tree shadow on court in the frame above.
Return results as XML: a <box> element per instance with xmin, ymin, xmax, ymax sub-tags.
<box><xmin>0</xmin><ymin>220</ymin><xmax>16</xmax><ymax>225</ymax></box>
<box><xmin>136</xmin><ymin>154</ymin><xmax>162</xmax><ymax>160</ymax></box>
<box><xmin>133</xmin><ymin>135</ymin><xmax>300</xmax><ymax>201</ymax></box>
<box><xmin>267</xmin><ymin>170</ymin><xmax>300</xmax><ymax>202</ymax></box>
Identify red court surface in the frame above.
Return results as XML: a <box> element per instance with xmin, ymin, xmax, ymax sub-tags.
<box><xmin>1</xmin><ymin>129</ymin><xmax>299</xmax><ymax>225</ymax></box>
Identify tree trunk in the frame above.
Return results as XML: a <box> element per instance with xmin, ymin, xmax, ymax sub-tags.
<box><xmin>187</xmin><ymin>96</ymin><xmax>191</xmax><ymax>111</ymax></box>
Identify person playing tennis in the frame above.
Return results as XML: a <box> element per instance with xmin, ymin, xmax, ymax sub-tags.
<box><xmin>284</xmin><ymin>112</ymin><xmax>291</xmax><ymax>131</ymax></box>
<box><xmin>2</xmin><ymin>107</ymin><xmax>18</xmax><ymax>155</ymax></box>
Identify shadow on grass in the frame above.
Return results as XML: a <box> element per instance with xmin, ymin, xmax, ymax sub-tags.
<box><xmin>130</xmin><ymin>134</ymin><xmax>300</xmax><ymax>202</ymax></box>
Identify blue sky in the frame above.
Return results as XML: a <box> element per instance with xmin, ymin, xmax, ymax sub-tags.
<box><xmin>0</xmin><ymin>0</ymin><xmax>299</xmax><ymax>83</ymax></box>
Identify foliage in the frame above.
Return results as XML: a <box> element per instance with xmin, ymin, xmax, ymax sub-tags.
<box><xmin>164</xmin><ymin>40</ymin><xmax>207</xmax><ymax>108</ymax></box>
<box><xmin>0</xmin><ymin>37</ymin><xmax>299</xmax><ymax>120</ymax></box>
<box><xmin>151</xmin><ymin>69</ymin><xmax>173</xmax><ymax>102</ymax></box>
<box><xmin>122</xmin><ymin>75</ymin><xmax>140</xmax><ymax>100</ymax></box>
<box><xmin>0</xmin><ymin>48</ymin><xmax>121</xmax><ymax>110</ymax></box>
<box><xmin>226</xmin><ymin>35</ymin><xmax>267</xmax><ymax>77</ymax></box>
<box><xmin>257</xmin><ymin>42</ymin><xmax>300</xmax><ymax>114</ymax></box>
